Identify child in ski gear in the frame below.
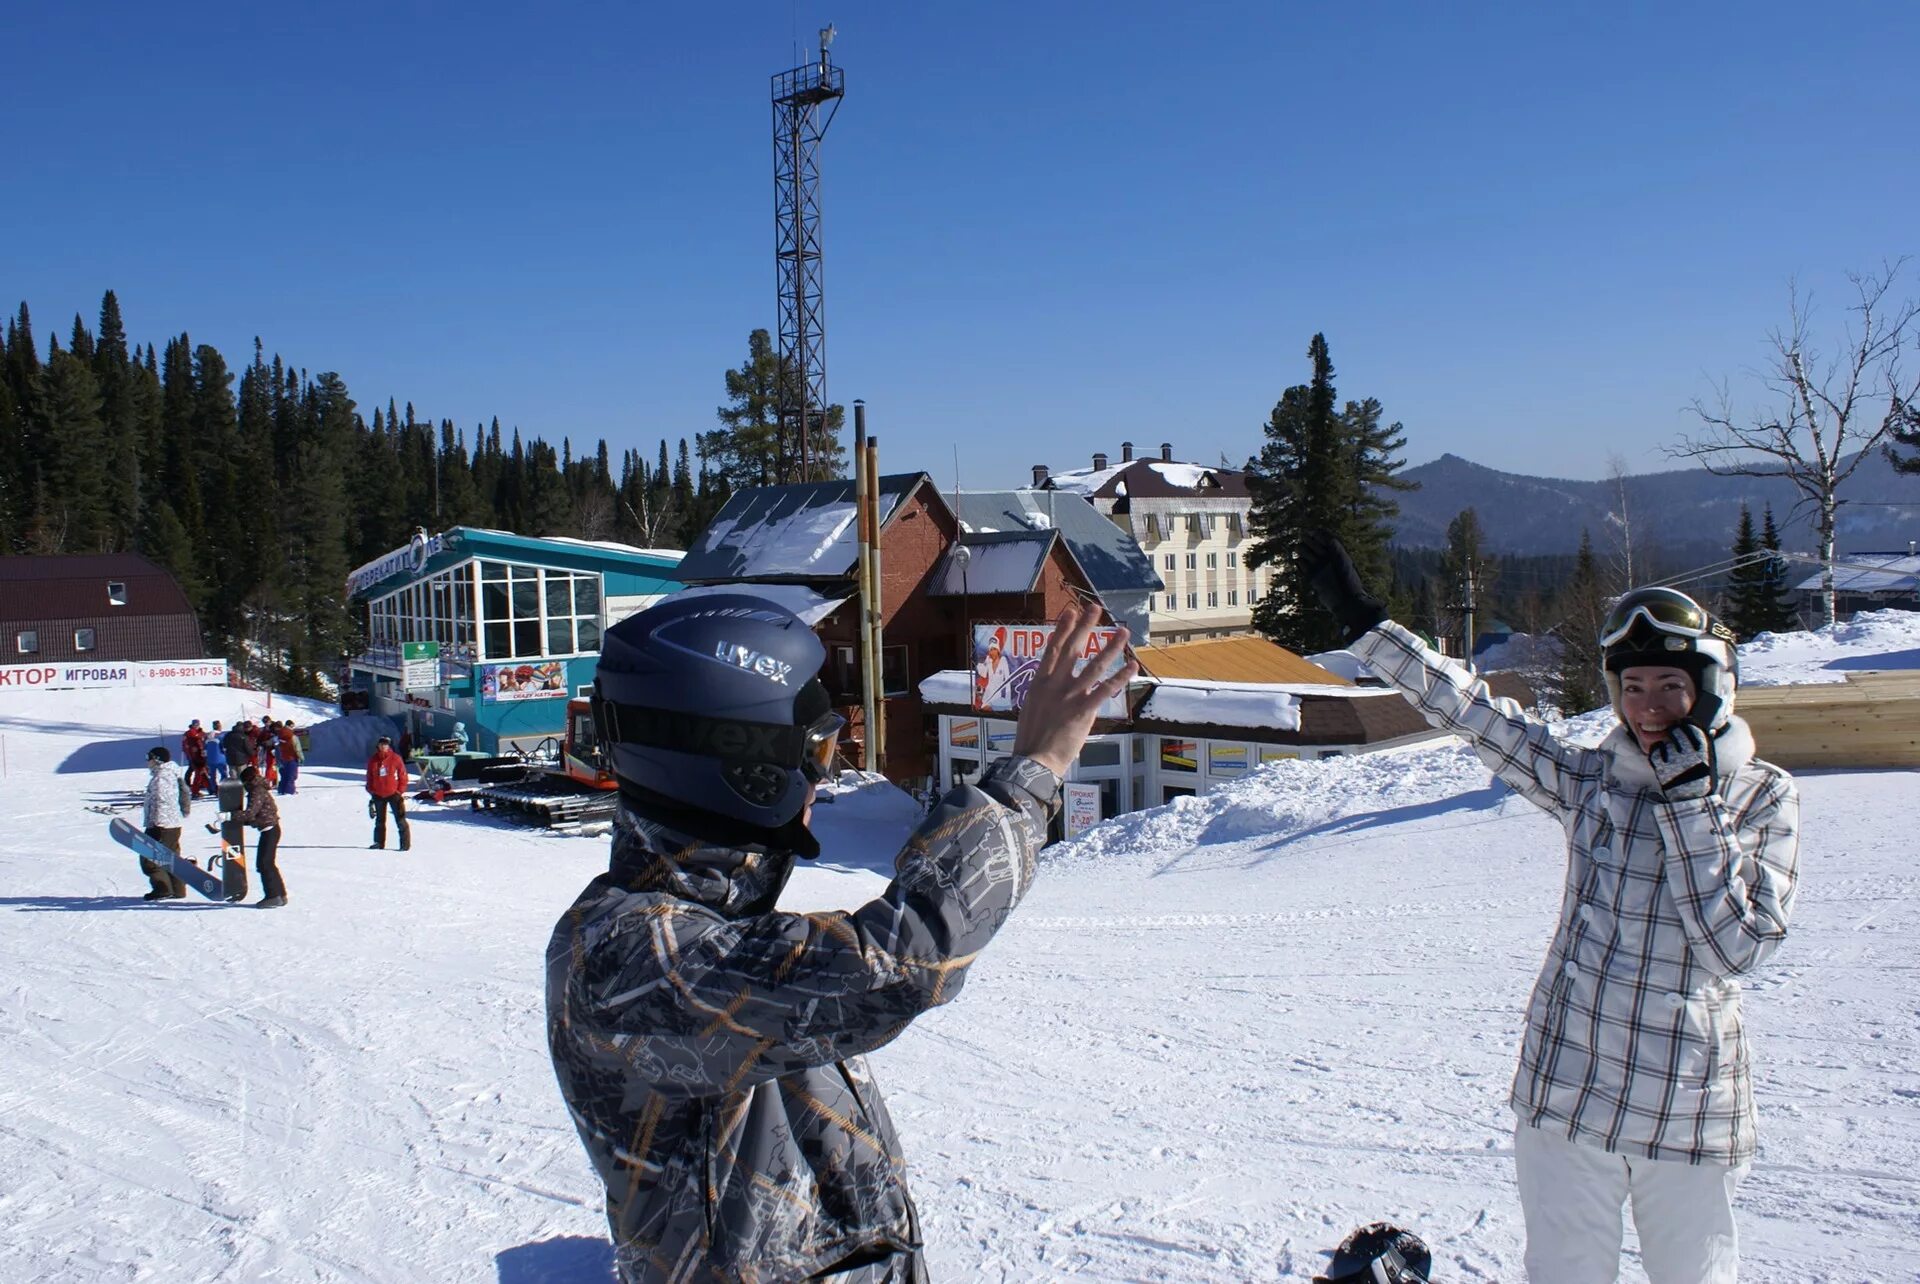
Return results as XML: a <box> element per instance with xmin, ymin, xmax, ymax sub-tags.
<box><xmin>365</xmin><ymin>735</ymin><xmax>411</xmax><ymax>850</ymax></box>
<box><xmin>547</xmin><ymin>596</ymin><xmax>1134</xmax><ymax>1284</ymax></box>
<box><xmin>276</xmin><ymin>721</ymin><xmax>304</xmax><ymax>795</ymax></box>
<box><xmin>206</xmin><ymin>720</ymin><xmax>228</xmax><ymax>784</ymax></box>
<box><xmin>1305</xmin><ymin>536</ymin><xmax>1798</xmax><ymax>1284</ymax></box>
<box><xmin>238</xmin><ymin>764</ymin><xmax>287</xmax><ymax>908</ymax></box>
<box><xmin>140</xmin><ymin>746</ymin><xmax>191</xmax><ymax>899</ymax></box>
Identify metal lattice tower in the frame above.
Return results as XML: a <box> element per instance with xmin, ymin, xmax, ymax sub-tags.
<box><xmin>772</xmin><ymin>26</ymin><xmax>844</xmax><ymax>484</ymax></box>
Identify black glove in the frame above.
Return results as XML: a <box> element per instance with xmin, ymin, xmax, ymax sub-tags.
<box><xmin>1301</xmin><ymin>530</ymin><xmax>1388</xmax><ymax>645</ymax></box>
<box><xmin>1648</xmin><ymin>723</ymin><xmax>1716</xmax><ymax>800</ymax></box>
<box><xmin>367</xmin><ymin>797</ymin><xmax>378</xmax><ymax>820</ymax></box>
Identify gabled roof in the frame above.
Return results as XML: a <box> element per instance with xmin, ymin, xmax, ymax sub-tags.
<box><xmin>0</xmin><ymin>553</ymin><xmax>196</xmax><ymax>622</ymax></box>
<box><xmin>1790</xmin><ymin>553</ymin><xmax>1920</xmax><ymax>594</ymax></box>
<box><xmin>952</xmin><ymin>490</ymin><xmax>1162</xmax><ymax>594</ymax></box>
<box><xmin>676</xmin><ymin>474</ymin><xmax>929</xmax><ymax>584</ymax></box>
<box><xmin>926</xmin><ymin>531</ymin><xmax>1055</xmax><ymax>596</ymax></box>
<box><xmin>1043</xmin><ymin>457</ymin><xmax>1249</xmax><ymax>502</ymax></box>
<box><xmin>1134</xmin><ymin>635</ymin><xmax>1351</xmax><ymax>686</ymax></box>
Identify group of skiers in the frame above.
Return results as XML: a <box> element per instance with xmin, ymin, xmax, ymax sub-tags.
<box><xmin>178</xmin><ymin>717</ymin><xmax>305</xmax><ymax>798</ymax></box>
<box><xmin>139</xmin><ymin>742</ymin><xmax>288</xmax><ymax>907</ymax></box>
<box><xmin>546</xmin><ymin>555</ymin><xmax>1798</xmax><ymax>1284</ymax></box>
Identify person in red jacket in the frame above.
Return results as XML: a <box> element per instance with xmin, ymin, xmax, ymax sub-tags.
<box><xmin>365</xmin><ymin>734</ymin><xmax>412</xmax><ymax>851</ymax></box>
<box><xmin>181</xmin><ymin>721</ymin><xmax>210</xmax><ymax>798</ymax></box>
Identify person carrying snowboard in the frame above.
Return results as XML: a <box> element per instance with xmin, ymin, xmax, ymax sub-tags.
<box><xmin>546</xmin><ymin>594</ymin><xmax>1134</xmax><ymax>1284</ymax></box>
<box><xmin>365</xmin><ymin>734</ymin><xmax>411</xmax><ymax>851</ymax></box>
<box><xmin>1303</xmin><ymin>534</ymin><xmax>1799</xmax><ymax>1284</ymax></box>
<box><xmin>238</xmin><ymin>763</ymin><xmax>287</xmax><ymax>908</ymax></box>
<box><xmin>139</xmin><ymin>746</ymin><xmax>191</xmax><ymax>900</ymax></box>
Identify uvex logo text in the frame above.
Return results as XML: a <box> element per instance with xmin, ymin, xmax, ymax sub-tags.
<box><xmin>715</xmin><ymin>641</ymin><xmax>793</xmax><ymax>684</ymax></box>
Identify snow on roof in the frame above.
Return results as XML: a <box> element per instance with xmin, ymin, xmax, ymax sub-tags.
<box><xmin>953</xmin><ymin>491</ymin><xmax>1161</xmax><ymax>595</ymax></box>
<box><xmin>926</xmin><ymin>534</ymin><xmax>1051</xmax><ymax>596</ymax></box>
<box><xmin>919</xmin><ymin>669</ymin><xmax>973</xmax><ymax>705</ymax></box>
<box><xmin>665</xmin><ymin>583</ymin><xmax>851</xmax><ymax>627</ymax></box>
<box><xmin>676</xmin><ymin>475</ymin><xmax>920</xmax><ymax>582</ymax></box>
<box><xmin>1789</xmin><ymin>553</ymin><xmax>1920</xmax><ymax>594</ymax></box>
<box><xmin>1145</xmin><ymin>460</ymin><xmax>1211</xmax><ymax>488</ymax></box>
<box><xmin>1137</xmin><ymin>679</ymin><xmax>1309</xmax><ymax>732</ymax></box>
<box><xmin>538</xmin><ymin>537</ymin><xmax>686</xmax><ymax>560</ymax></box>
<box><xmin>1040</xmin><ymin>464</ymin><xmax>1128</xmax><ymax>496</ymax></box>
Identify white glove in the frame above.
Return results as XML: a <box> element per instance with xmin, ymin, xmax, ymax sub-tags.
<box><xmin>1649</xmin><ymin>723</ymin><xmax>1716</xmax><ymax>800</ymax></box>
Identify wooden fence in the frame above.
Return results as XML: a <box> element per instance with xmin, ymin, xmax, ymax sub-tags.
<box><xmin>1736</xmin><ymin>671</ymin><xmax>1920</xmax><ymax>770</ymax></box>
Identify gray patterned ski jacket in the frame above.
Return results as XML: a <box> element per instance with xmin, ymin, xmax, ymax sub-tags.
<box><xmin>1353</xmin><ymin>621</ymin><xmax>1799</xmax><ymax>1166</ymax></box>
<box><xmin>546</xmin><ymin>755</ymin><xmax>1061</xmax><ymax>1283</ymax></box>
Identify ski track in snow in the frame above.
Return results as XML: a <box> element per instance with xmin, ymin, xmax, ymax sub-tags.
<box><xmin>2</xmin><ymin>613</ymin><xmax>1918</xmax><ymax>1282</ymax></box>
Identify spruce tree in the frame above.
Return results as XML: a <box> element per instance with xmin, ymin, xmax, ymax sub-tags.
<box><xmin>1555</xmin><ymin>531</ymin><xmax>1607</xmax><ymax>715</ymax></box>
<box><xmin>93</xmin><ymin>292</ymin><xmax>141</xmax><ymax>549</ymax></box>
<box><xmin>1245</xmin><ymin>334</ymin><xmax>1373</xmax><ymax>653</ymax></box>
<box><xmin>1723</xmin><ymin>504</ymin><xmax>1765</xmax><ymax>639</ymax></box>
<box><xmin>1758</xmin><ymin>505</ymin><xmax>1799</xmax><ymax>633</ymax></box>
<box><xmin>38</xmin><ymin>351</ymin><xmax>111</xmax><ymax>551</ymax></box>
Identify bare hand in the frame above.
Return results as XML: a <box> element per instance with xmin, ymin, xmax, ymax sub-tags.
<box><xmin>1012</xmin><ymin>601</ymin><xmax>1138</xmax><ymax>778</ymax></box>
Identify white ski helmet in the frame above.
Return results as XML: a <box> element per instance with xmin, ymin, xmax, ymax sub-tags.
<box><xmin>1600</xmin><ymin>586</ymin><xmax>1739</xmax><ymax>731</ymax></box>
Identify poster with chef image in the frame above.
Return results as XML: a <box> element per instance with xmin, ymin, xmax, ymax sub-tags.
<box><xmin>972</xmin><ymin>622</ymin><xmax>1128</xmax><ymax>718</ymax></box>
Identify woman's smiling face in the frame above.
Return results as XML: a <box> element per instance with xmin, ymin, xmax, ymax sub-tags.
<box><xmin>1619</xmin><ymin>666</ymin><xmax>1698</xmax><ymax>750</ymax></box>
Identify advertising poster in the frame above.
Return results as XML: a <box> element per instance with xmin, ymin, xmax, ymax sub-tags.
<box><xmin>950</xmin><ymin>718</ymin><xmax>979</xmax><ymax>750</ymax></box>
<box><xmin>1208</xmin><ymin>744</ymin><xmax>1249</xmax><ymax>776</ymax></box>
<box><xmin>1159</xmin><ymin>738</ymin><xmax>1197</xmax><ymax>772</ymax></box>
<box><xmin>972</xmin><ymin>623</ymin><xmax>1128</xmax><ymax>717</ymax></box>
<box><xmin>1064</xmin><ymin>782</ymin><xmax>1102</xmax><ymax>837</ymax></box>
<box><xmin>1259</xmin><ymin>747</ymin><xmax>1301</xmax><ymax>764</ymax></box>
<box><xmin>479</xmin><ymin>661</ymin><xmax>568</xmax><ymax>702</ymax></box>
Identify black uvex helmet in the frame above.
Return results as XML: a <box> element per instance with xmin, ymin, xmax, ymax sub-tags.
<box><xmin>593</xmin><ymin>593</ymin><xmax>843</xmax><ymax>853</ymax></box>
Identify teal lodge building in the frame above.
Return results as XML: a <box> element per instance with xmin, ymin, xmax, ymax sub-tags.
<box><xmin>343</xmin><ymin>527</ymin><xmax>684</xmax><ymax>752</ymax></box>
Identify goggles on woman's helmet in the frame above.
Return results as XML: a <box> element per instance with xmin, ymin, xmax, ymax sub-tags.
<box><xmin>1599</xmin><ymin>587</ymin><xmax>1710</xmax><ymax>648</ymax></box>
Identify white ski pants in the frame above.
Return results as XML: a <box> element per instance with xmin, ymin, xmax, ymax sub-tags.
<box><xmin>1515</xmin><ymin>1122</ymin><xmax>1748</xmax><ymax>1283</ymax></box>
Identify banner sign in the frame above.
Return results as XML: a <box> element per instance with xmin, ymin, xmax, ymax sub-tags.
<box><xmin>972</xmin><ymin>623</ymin><xmax>1127</xmax><ymax>717</ymax></box>
<box><xmin>1207</xmin><ymin>744</ymin><xmax>1249</xmax><ymax>776</ymax></box>
<box><xmin>346</xmin><ymin>528</ymin><xmax>456</xmax><ymax>598</ymax></box>
<box><xmin>0</xmin><ymin>659</ymin><xmax>228</xmax><ymax>692</ymax></box>
<box><xmin>1064</xmin><ymin>782</ymin><xmax>1101</xmax><ymax>837</ymax></box>
<box><xmin>402</xmin><ymin>641</ymin><xmax>441</xmax><ymax>691</ymax></box>
<box><xmin>478</xmin><ymin>661</ymin><xmax>568</xmax><ymax>702</ymax></box>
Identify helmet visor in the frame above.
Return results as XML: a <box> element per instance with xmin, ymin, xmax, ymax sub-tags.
<box><xmin>1599</xmin><ymin>589</ymin><xmax>1708</xmax><ymax>648</ymax></box>
<box><xmin>801</xmin><ymin>713</ymin><xmax>846</xmax><ymax>783</ymax></box>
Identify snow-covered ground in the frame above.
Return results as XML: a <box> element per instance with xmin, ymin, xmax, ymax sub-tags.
<box><xmin>2</xmin><ymin>612</ymin><xmax>1917</xmax><ymax>1282</ymax></box>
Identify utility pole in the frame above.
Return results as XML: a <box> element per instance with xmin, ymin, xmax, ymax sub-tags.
<box><xmin>1459</xmin><ymin>566</ymin><xmax>1477</xmax><ymax>674</ymax></box>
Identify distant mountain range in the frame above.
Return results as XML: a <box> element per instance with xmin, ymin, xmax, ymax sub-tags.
<box><xmin>1386</xmin><ymin>448</ymin><xmax>1920</xmax><ymax>559</ymax></box>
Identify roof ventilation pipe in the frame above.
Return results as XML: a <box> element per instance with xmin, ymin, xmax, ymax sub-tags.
<box><xmin>1093</xmin><ymin>452</ymin><xmax>1108</xmax><ymax>470</ymax></box>
<box><xmin>1121</xmin><ymin>441</ymin><xmax>1134</xmax><ymax>462</ymax></box>
<box><xmin>1032</xmin><ymin>464</ymin><xmax>1049</xmax><ymax>487</ymax></box>
<box><xmin>1160</xmin><ymin>442</ymin><xmax>1173</xmax><ymax>462</ymax></box>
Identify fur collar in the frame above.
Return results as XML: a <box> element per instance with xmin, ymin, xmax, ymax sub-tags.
<box><xmin>1601</xmin><ymin>715</ymin><xmax>1756</xmax><ymax>793</ymax></box>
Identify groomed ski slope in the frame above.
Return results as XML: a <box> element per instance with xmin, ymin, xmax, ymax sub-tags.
<box><xmin>1</xmin><ymin>612</ymin><xmax>1917</xmax><ymax>1282</ymax></box>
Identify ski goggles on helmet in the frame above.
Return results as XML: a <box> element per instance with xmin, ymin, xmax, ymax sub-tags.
<box><xmin>594</xmin><ymin>693</ymin><xmax>844</xmax><ymax>781</ymax></box>
<box><xmin>1598</xmin><ymin>587</ymin><xmax>1710</xmax><ymax>648</ymax></box>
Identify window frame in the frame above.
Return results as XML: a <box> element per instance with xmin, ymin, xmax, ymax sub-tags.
<box><xmin>16</xmin><ymin>629</ymin><xmax>38</xmax><ymax>654</ymax></box>
<box><xmin>74</xmin><ymin>627</ymin><xmax>97</xmax><ymax>652</ymax></box>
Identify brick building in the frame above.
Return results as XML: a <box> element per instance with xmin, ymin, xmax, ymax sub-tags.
<box><xmin>674</xmin><ymin>472</ymin><xmax>1158</xmax><ymax>785</ymax></box>
<box><xmin>1</xmin><ymin>553</ymin><xmax>206</xmax><ymax>663</ymax></box>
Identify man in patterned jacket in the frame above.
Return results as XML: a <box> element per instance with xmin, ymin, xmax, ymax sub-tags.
<box><xmin>547</xmin><ymin>594</ymin><xmax>1134</xmax><ymax>1283</ymax></box>
<box><xmin>1305</xmin><ymin>534</ymin><xmax>1798</xmax><ymax>1284</ymax></box>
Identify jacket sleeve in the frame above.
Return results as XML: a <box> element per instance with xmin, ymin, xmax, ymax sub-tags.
<box><xmin>553</xmin><ymin>755</ymin><xmax>1060</xmax><ymax>1096</ymax></box>
<box><xmin>1351</xmin><ymin>620</ymin><xmax>1597</xmax><ymax>816</ymax></box>
<box><xmin>1654</xmin><ymin>768</ymin><xmax>1799</xmax><ymax>978</ymax></box>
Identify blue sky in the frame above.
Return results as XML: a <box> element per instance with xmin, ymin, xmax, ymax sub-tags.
<box><xmin>5</xmin><ymin>2</ymin><xmax>1915</xmax><ymax>485</ymax></box>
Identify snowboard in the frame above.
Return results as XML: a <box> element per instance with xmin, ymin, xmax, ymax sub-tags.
<box><xmin>109</xmin><ymin>817</ymin><xmax>228</xmax><ymax>902</ymax></box>
<box><xmin>215</xmin><ymin>779</ymin><xmax>249</xmax><ymax>902</ymax></box>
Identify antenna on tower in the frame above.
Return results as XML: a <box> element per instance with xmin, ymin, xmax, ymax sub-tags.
<box><xmin>771</xmin><ymin>23</ymin><xmax>844</xmax><ymax>484</ymax></box>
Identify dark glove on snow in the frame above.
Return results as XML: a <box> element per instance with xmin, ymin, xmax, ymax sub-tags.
<box><xmin>1649</xmin><ymin>723</ymin><xmax>1717</xmax><ymax>800</ymax></box>
<box><xmin>1302</xmin><ymin>531</ymin><xmax>1388</xmax><ymax>645</ymax></box>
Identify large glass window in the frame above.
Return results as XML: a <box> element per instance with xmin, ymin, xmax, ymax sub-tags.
<box><xmin>473</xmin><ymin>561</ymin><xmax>604</xmax><ymax>661</ymax></box>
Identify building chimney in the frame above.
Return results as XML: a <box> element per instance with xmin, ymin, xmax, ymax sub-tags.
<box><xmin>1093</xmin><ymin>452</ymin><xmax>1108</xmax><ymax>471</ymax></box>
<box><xmin>1121</xmin><ymin>441</ymin><xmax>1134</xmax><ymax>462</ymax></box>
<box><xmin>1160</xmin><ymin>442</ymin><xmax>1173</xmax><ymax>462</ymax></box>
<box><xmin>1031</xmin><ymin>463</ymin><xmax>1049</xmax><ymax>487</ymax></box>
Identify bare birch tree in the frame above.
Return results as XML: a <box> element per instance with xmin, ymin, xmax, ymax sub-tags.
<box><xmin>1603</xmin><ymin>452</ymin><xmax>1635</xmax><ymax>589</ymax></box>
<box><xmin>1677</xmin><ymin>264</ymin><xmax>1920</xmax><ymax>626</ymax></box>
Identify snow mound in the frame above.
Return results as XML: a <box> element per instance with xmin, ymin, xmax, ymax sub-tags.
<box><xmin>1737</xmin><ymin>607</ymin><xmax>1920</xmax><ymax>685</ymax></box>
<box><xmin>1051</xmin><ymin>740</ymin><xmax>1508</xmax><ymax>864</ymax></box>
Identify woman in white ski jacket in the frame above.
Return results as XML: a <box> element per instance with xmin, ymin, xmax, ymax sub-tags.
<box><xmin>1306</xmin><ymin>536</ymin><xmax>1798</xmax><ymax>1284</ymax></box>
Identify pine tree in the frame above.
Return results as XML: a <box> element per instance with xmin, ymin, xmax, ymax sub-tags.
<box><xmin>92</xmin><ymin>291</ymin><xmax>141</xmax><ymax>549</ymax></box>
<box><xmin>1722</xmin><ymin>504</ymin><xmax>1766</xmax><ymax>640</ymax></box>
<box><xmin>1757</xmin><ymin>505</ymin><xmax>1799</xmax><ymax>633</ymax></box>
<box><xmin>37</xmin><ymin>350</ymin><xmax>112</xmax><ymax>551</ymax></box>
<box><xmin>1245</xmin><ymin>334</ymin><xmax>1369</xmax><ymax>653</ymax></box>
<box><xmin>1555</xmin><ymin>531</ymin><xmax>1607</xmax><ymax>714</ymax></box>
<box><xmin>1338</xmin><ymin>396</ymin><xmax>1417</xmax><ymax>590</ymax></box>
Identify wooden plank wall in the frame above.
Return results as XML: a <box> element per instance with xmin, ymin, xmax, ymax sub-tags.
<box><xmin>1736</xmin><ymin>671</ymin><xmax>1920</xmax><ymax>769</ymax></box>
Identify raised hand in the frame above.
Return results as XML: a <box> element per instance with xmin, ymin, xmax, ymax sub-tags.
<box><xmin>1011</xmin><ymin>601</ymin><xmax>1138</xmax><ymax>778</ymax></box>
<box><xmin>1301</xmin><ymin>530</ymin><xmax>1388</xmax><ymax>645</ymax></box>
<box><xmin>1649</xmin><ymin>723</ymin><xmax>1717</xmax><ymax>800</ymax></box>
